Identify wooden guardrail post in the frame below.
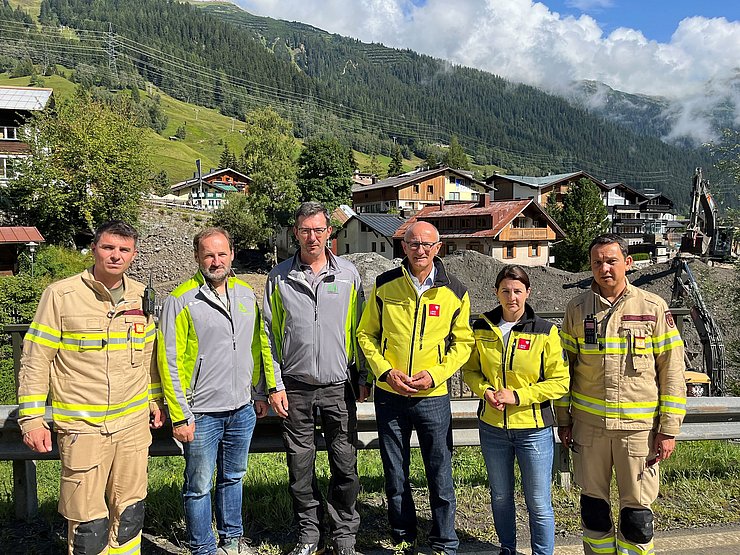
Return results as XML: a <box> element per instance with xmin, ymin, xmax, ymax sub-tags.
<box><xmin>8</xmin><ymin>325</ymin><xmax>39</xmax><ymax>520</ymax></box>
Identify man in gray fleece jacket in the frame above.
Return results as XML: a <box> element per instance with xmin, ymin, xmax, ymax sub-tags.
<box><xmin>260</xmin><ymin>202</ymin><xmax>368</xmax><ymax>555</ymax></box>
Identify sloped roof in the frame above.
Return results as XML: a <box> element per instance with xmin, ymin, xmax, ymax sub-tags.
<box><xmin>0</xmin><ymin>87</ymin><xmax>53</xmax><ymax>111</ymax></box>
<box><xmin>171</xmin><ymin>167</ymin><xmax>251</xmax><ymax>192</ymax></box>
<box><xmin>351</xmin><ymin>166</ymin><xmax>489</xmax><ymax>193</ymax></box>
<box><xmin>394</xmin><ymin>200</ymin><xmax>565</xmax><ymax>240</ymax></box>
<box><xmin>332</xmin><ymin>205</ymin><xmax>356</xmax><ymax>225</ymax></box>
<box><xmin>354</xmin><ymin>213</ymin><xmax>407</xmax><ymax>237</ymax></box>
<box><xmin>0</xmin><ymin>226</ymin><xmax>45</xmax><ymax>244</ymax></box>
<box><xmin>490</xmin><ymin>170</ymin><xmax>609</xmax><ymax>191</ymax></box>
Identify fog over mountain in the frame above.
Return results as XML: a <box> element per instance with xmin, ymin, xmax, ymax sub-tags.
<box><xmin>233</xmin><ymin>0</ymin><xmax>740</xmax><ymax>144</ymax></box>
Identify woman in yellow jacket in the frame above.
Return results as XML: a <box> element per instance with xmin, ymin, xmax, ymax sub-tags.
<box><xmin>463</xmin><ymin>265</ymin><xmax>569</xmax><ymax>555</ymax></box>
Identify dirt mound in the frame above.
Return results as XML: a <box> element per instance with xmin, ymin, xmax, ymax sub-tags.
<box><xmin>126</xmin><ymin>206</ymin><xmax>738</xmax><ymax>385</ymax></box>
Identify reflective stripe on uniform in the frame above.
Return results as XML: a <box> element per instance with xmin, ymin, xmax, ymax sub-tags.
<box><xmin>52</xmin><ymin>391</ymin><xmax>149</xmax><ymax>424</ymax></box>
<box><xmin>25</xmin><ymin>322</ymin><xmax>62</xmax><ymax>349</ymax></box>
<box><xmin>572</xmin><ymin>391</ymin><xmax>658</xmax><ymax>420</ymax></box>
<box><xmin>18</xmin><ymin>394</ymin><xmax>47</xmax><ymax>417</ymax></box>
<box><xmin>584</xmin><ymin>535</ymin><xmax>617</xmax><ymax>554</ymax></box>
<box><xmin>109</xmin><ymin>533</ymin><xmax>141</xmax><ymax>555</ymax></box>
<box><xmin>554</xmin><ymin>393</ymin><xmax>571</xmax><ymax>408</ymax></box>
<box><xmin>616</xmin><ymin>538</ymin><xmax>654</xmax><ymax>555</ymax></box>
<box><xmin>659</xmin><ymin>394</ymin><xmax>686</xmax><ymax>416</ymax></box>
<box><xmin>652</xmin><ymin>330</ymin><xmax>683</xmax><ymax>354</ymax></box>
<box><xmin>148</xmin><ymin>383</ymin><xmax>163</xmax><ymax>399</ymax></box>
<box><xmin>560</xmin><ymin>331</ymin><xmax>578</xmax><ymax>353</ymax></box>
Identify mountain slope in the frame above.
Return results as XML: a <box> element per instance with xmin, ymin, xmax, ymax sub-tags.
<box><xmin>1</xmin><ymin>0</ymin><xmax>719</xmax><ymax>206</ymax></box>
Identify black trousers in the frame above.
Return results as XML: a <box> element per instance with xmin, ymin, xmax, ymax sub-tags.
<box><xmin>282</xmin><ymin>377</ymin><xmax>360</xmax><ymax>547</ymax></box>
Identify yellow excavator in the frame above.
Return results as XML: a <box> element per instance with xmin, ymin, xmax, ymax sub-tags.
<box><xmin>670</xmin><ymin>168</ymin><xmax>731</xmax><ymax>396</ymax></box>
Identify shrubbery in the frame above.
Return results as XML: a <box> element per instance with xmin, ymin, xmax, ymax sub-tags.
<box><xmin>0</xmin><ymin>246</ymin><xmax>91</xmax><ymax>404</ymax></box>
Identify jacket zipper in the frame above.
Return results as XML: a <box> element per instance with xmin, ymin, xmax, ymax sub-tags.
<box><xmin>419</xmin><ymin>308</ymin><xmax>427</xmax><ymax>351</ymax></box>
<box><xmin>501</xmin><ymin>328</ymin><xmax>508</xmax><ymax>429</ymax></box>
<box><xmin>407</xmin><ymin>295</ymin><xmax>421</xmax><ymax>377</ymax></box>
<box><xmin>189</xmin><ymin>357</ymin><xmax>204</xmax><ymax>405</ymax></box>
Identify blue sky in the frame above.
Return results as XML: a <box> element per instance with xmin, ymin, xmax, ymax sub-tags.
<box><xmin>234</xmin><ymin>0</ymin><xmax>740</xmax><ymax>141</ymax></box>
<box><xmin>547</xmin><ymin>0</ymin><xmax>740</xmax><ymax>43</ymax></box>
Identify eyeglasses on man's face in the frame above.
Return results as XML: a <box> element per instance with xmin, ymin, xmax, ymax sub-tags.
<box><xmin>297</xmin><ymin>227</ymin><xmax>328</xmax><ymax>237</ymax></box>
<box><xmin>404</xmin><ymin>240</ymin><xmax>440</xmax><ymax>250</ymax></box>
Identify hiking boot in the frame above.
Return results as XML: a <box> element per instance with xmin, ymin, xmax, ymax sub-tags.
<box><xmin>392</xmin><ymin>540</ymin><xmax>417</xmax><ymax>555</ymax></box>
<box><xmin>288</xmin><ymin>542</ymin><xmax>325</xmax><ymax>555</ymax></box>
<box><xmin>218</xmin><ymin>537</ymin><xmax>257</xmax><ymax>555</ymax></box>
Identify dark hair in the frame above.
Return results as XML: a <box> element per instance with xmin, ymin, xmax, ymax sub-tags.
<box><xmin>294</xmin><ymin>201</ymin><xmax>330</xmax><ymax>227</ymax></box>
<box><xmin>495</xmin><ymin>264</ymin><xmax>531</xmax><ymax>290</ymax></box>
<box><xmin>93</xmin><ymin>220</ymin><xmax>139</xmax><ymax>247</ymax></box>
<box><xmin>193</xmin><ymin>227</ymin><xmax>233</xmax><ymax>253</ymax></box>
<box><xmin>588</xmin><ymin>233</ymin><xmax>629</xmax><ymax>258</ymax></box>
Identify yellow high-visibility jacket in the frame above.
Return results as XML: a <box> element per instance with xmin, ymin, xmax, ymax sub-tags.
<box><xmin>555</xmin><ymin>281</ymin><xmax>686</xmax><ymax>436</ymax></box>
<box><xmin>357</xmin><ymin>258</ymin><xmax>474</xmax><ymax>397</ymax></box>
<box><xmin>463</xmin><ymin>304</ymin><xmax>570</xmax><ymax>429</ymax></box>
<box><xmin>17</xmin><ymin>269</ymin><xmax>161</xmax><ymax>435</ymax></box>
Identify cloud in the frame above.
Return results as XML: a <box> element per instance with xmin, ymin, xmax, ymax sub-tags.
<box><xmin>233</xmin><ymin>0</ymin><xmax>740</xmax><ymax>141</ymax></box>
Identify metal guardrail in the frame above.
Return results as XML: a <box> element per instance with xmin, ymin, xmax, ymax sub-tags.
<box><xmin>3</xmin><ymin>397</ymin><xmax>740</xmax><ymax>520</ymax></box>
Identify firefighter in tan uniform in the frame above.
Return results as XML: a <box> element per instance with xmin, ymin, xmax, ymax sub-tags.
<box><xmin>17</xmin><ymin>221</ymin><xmax>164</xmax><ymax>555</ymax></box>
<box><xmin>556</xmin><ymin>234</ymin><xmax>685</xmax><ymax>555</ymax></box>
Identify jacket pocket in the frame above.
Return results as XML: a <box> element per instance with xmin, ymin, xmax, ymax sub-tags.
<box><xmin>61</xmin><ymin>316</ymin><xmax>105</xmax><ymax>351</ymax></box>
<box><xmin>622</xmin><ymin>326</ymin><xmax>652</xmax><ymax>375</ymax></box>
<box><xmin>187</xmin><ymin>357</ymin><xmax>204</xmax><ymax>405</ymax></box>
<box><xmin>125</xmin><ymin>316</ymin><xmax>147</xmax><ymax>367</ymax></box>
<box><xmin>59</xmin><ymin>432</ymin><xmax>103</xmax><ymax>521</ymax></box>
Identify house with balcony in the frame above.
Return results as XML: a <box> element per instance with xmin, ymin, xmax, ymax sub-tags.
<box><xmin>170</xmin><ymin>167</ymin><xmax>251</xmax><ymax>210</ymax></box>
<box><xmin>486</xmin><ymin>170</ymin><xmax>609</xmax><ymax>205</ymax></box>
<box><xmin>0</xmin><ymin>86</ymin><xmax>54</xmax><ymax>186</ymax></box>
<box><xmin>392</xmin><ymin>194</ymin><xmax>565</xmax><ymax>266</ymax></box>
<box><xmin>352</xmin><ymin>166</ymin><xmax>491</xmax><ymax>215</ymax></box>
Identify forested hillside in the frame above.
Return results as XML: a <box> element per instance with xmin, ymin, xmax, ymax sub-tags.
<box><xmin>0</xmin><ymin>0</ymin><xmax>719</xmax><ymax>206</ymax></box>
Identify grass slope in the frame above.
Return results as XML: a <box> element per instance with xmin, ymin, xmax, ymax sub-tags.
<box><xmin>0</xmin><ymin>71</ymin><xmax>425</xmax><ymax>182</ymax></box>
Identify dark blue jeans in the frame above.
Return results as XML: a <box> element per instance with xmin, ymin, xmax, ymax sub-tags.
<box><xmin>374</xmin><ymin>388</ymin><xmax>458</xmax><ymax>554</ymax></box>
<box><xmin>182</xmin><ymin>403</ymin><xmax>257</xmax><ymax>555</ymax></box>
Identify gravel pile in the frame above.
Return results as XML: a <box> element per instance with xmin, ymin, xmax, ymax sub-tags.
<box><xmin>127</xmin><ymin>207</ymin><xmax>738</xmax><ymax>382</ymax></box>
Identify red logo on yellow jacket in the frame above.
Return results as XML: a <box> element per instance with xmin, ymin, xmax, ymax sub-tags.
<box><xmin>428</xmin><ymin>304</ymin><xmax>440</xmax><ymax>317</ymax></box>
<box><xmin>517</xmin><ymin>338</ymin><xmax>531</xmax><ymax>350</ymax></box>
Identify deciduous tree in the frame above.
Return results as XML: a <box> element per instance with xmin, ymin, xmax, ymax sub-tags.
<box><xmin>550</xmin><ymin>178</ymin><xmax>609</xmax><ymax>272</ymax></box>
<box><xmin>6</xmin><ymin>94</ymin><xmax>151</xmax><ymax>245</ymax></box>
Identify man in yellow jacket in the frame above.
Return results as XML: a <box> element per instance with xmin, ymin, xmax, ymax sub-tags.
<box><xmin>556</xmin><ymin>234</ymin><xmax>686</xmax><ymax>555</ymax></box>
<box><xmin>357</xmin><ymin>221</ymin><xmax>474</xmax><ymax>555</ymax></box>
<box><xmin>18</xmin><ymin>221</ymin><xmax>164</xmax><ymax>555</ymax></box>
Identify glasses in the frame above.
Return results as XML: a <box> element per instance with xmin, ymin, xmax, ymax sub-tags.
<box><xmin>297</xmin><ymin>227</ymin><xmax>328</xmax><ymax>237</ymax></box>
<box><xmin>404</xmin><ymin>240</ymin><xmax>440</xmax><ymax>250</ymax></box>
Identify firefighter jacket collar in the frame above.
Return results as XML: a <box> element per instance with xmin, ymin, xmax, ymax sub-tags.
<box><xmin>81</xmin><ymin>267</ymin><xmax>138</xmax><ymax>305</ymax></box>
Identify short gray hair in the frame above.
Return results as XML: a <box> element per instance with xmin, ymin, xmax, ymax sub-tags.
<box><xmin>294</xmin><ymin>201</ymin><xmax>330</xmax><ymax>226</ymax></box>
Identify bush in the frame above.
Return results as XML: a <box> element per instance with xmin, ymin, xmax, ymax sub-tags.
<box><xmin>0</xmin><ymin>247</ymin><xmax>92</xmax><ymax>403</ymax></box>
<box><xmin>632</xmin><ymin>252</ymin><xmax>651</xmax><ymax>261</ymax></box>
<box><xmin>19</xmin><ymin>245</ymin><xmax>92</xmax><ymax>280</ymax></box>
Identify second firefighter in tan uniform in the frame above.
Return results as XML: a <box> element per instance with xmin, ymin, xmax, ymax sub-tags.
<box><xmin>17</xmin><ymin>221</ymin><xmax>163</xmax><ymax>555</ymax></box>
<box><xmin>556</xmin><ymin>234</ymin><xmax>685</xmax><ymax>555</ymax></box>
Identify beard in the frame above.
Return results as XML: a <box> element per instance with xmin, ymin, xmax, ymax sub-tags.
<box><xmin>201</xmin><ymin>264</ymin><xmax>230</xmax><ymax>284</ymax></box>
